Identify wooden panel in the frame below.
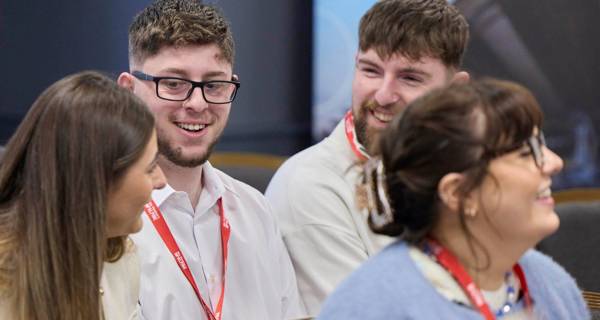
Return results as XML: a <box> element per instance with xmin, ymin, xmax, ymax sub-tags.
<box><xmin>553</xmin><ymin>188</ymin><xmax>600</xmax><ymax>203</ymax></box>
<box><xmin>209</xmin><ymin>152</ymin><xmax>286</xmax><ymax>170</ymax></box>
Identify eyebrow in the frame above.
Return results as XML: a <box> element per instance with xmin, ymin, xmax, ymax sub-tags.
<box><xmin>356</xmin><ymin>59</ymin><xmax>431</xmax><ymax>78</ymax></box>
<box><xmin>157</xmin><ymin>68</ymin><xmax>188</xmax><ymax>78</ymax></box>
<box><xmin>356</xmin><ymin>58</ymin><xmax>381</xmax><ymax>70</ymax></box>
<box><xmin>158</xmin><ymin>68</ymin><xmax>228</xmax><ymax>80</ymax></box>
<box><xmin>398</xmin><ymin>67</ymin><xmax>430</xmax><ymax>78</ymax></box>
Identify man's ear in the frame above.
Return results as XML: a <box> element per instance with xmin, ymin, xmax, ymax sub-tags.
<box><xmin>232</xmin><ymin>74</ymin><xmax>239</xmax><ymax>81</ymax></box>
<box><xmin>450</xmin><ymin>70</ymin><xmax>470</xmax><ymax>84</ymax></box>
<box><xmin>117</xmin><ymin>72</ymin><xmax>135</xmax><ymax>91</ymax></box>
<box><xmin>437</xmin><ymin>172</ymin><xmax>465</xmax><ymax>213</ymax></box>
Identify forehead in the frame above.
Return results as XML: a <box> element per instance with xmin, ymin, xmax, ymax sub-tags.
<box><xmin>140</xmin><ymin>44</ymin><xmax>232</xmax><ymax>79</ymax></box>
<box><xmin>357</xmin><ymin>49</ymin><xmax>451</xmax><ymax>76</ymax></box>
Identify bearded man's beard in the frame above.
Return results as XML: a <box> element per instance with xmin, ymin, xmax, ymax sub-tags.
<box><xmin>353</xmin><ymin>99</ymin><xmax>385</xmax><ymax>155</ymax></box>
<box><xmin>156</xmin><ymin>128</ymin><xmax>216</xmax><ymax>168</ymax></box>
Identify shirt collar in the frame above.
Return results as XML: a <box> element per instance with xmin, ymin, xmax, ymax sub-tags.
<box><xmin>331</xmin><ymin>117</ymin><xmax>360</xmax><ymax>161</ymax></box>
<box><xmin>151</xmin><ymin>182</ymin><xmax>176</xmax><ymax>207</ymax></box>
<box><xmin>196</xmin><ymin>161</ymin><xmax>226</xmax><ymax>212</ymax></box>
<box><xmin>150</xmin><ymin>161</ymin><xmax>227</xmax><ymax>209</ymax></box>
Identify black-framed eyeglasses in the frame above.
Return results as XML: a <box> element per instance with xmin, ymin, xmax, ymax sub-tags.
<box><xmin>132</xmin><ymin>71</ymin><xmax>240</xmax><ymax>104</ymax></box>
<box><xmin>488</xmin><ymin>131</ymin><xmax>546</xmax><ymax>170</ymax></box>
<box><xmin>526</xmin><ymin>131</ymin><xmax>546</xmax><ymax>170</ymax></box>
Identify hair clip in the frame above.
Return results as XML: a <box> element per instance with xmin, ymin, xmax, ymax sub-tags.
<box><xmin>363</xmin><ymin>158</ymin><xmax>394</xmax><ymax>228</ymax></box>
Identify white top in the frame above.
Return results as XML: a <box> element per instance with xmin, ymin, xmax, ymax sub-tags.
<box><xmin>101</xmin><ymin>241</ymin><xmax>141</xmax><ymax>320</ymax></box>
<box><xmin>132</xmin><ymin>161</ymin><xmax>306</xmax><ymax>320</ymax></box>
<box><xmin>265</xmin><ymin>119</ymin><xmax>393</xmax><ymax>316</ymax></box>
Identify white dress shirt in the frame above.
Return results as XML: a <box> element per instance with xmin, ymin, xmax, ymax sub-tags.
<box><xmin>132</xmin><ymin>162</ymin><xmax>306</xmax><ymax>320</ymax></box>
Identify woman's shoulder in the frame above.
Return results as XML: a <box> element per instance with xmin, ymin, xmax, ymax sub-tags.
<box><xmin>319</xmin><ymin>241</ymin><xmax>446</xmax><ymax>319</ymax></box>
<box><xmin>0</xmin><ymin>296</ymin><xmax>14</xmax><ymax>319</ymax></box>
<box><xmin>104</xmin><ymin>239</ymin><xmax>139</xmax><ymax>280</ymax></box>
<box><xmin>520</xmin><ymin>249</ymin><xmax>575</xmax><ymax>284</ymax></box>
<box><xmin>101</xmin><ymin>238</ymin><xmax>140</xmax><ymax>320</ymax></box>
<box><xmin>520</xmin><ymin>249</ymin><xmax>590</xmax><ymax>319</ymax></box>
<box><xmin>319</xmin><ymin>241</ymin><xmax>491</xmax><ymax>319</ymax></box>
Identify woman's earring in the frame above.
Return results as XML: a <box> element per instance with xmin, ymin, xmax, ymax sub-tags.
<box><xmin>465</xmin><ymin>207</ymin><xmax>477</xmax><ymax>218</ymax></box>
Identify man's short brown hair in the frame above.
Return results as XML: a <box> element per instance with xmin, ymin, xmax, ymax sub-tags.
<box><xmin>128</xmin><ymin>0</ymin><xmax>234</xmax><ymax>67</ymax></box>
<box><xmin>359</xmin><ymin>0</ymin><xmax>469</xmax><ymax>68</ymax></box>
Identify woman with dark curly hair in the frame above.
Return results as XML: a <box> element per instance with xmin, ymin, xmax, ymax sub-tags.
<box><xmin>319</xmin><ymin>79</ymin><xmax>589</xmax><ymax>319</ymax></box>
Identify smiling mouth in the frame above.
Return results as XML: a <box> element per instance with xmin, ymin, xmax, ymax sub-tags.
<box><xmin>371</xmin><ymin>109</ymin><xmax>394</xmax><ymax>123</ymax></box>
<box><xmin>176</xmin><ymin>122</ymin><xmax>206</xmax><ymax>132</ymax></box>
<box><xmin>536</xmin><ymin>187</ymin><xmax>552</xmax><ymax>199</ymax></box>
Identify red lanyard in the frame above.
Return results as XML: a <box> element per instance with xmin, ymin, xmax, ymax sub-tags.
<box><xmin>144</xmin><ymin>199</ymin><xmax>231</xmax><ymax>320</ymax></box>
<box><xmin>344</xmin><ymin>110</ymin><xmax>370</xmax><ymax>161</ymax></box>
<box><xmin>424</xmin><ymin>238</ymin><xmax>531</xmax><ymax>319</ymax></box>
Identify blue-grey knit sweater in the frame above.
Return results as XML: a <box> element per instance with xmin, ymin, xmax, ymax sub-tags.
<box><xmin>318</xmin><ymin>241</ymin><xmax>590</xmax><ymax>319</ymax></box>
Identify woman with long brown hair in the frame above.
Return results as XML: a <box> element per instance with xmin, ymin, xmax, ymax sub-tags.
<box><xmin>0</xmin><ymin>71</ymin><xmax>166</xmax><ymax>319</ymax></box>
<box><xmin>319</xmin><ymin>79</ymin><xmax>589</xmax><ymax>319</ymax></box>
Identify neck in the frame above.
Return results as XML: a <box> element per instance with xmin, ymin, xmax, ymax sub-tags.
<box><xmin>431</xmin><ymin>224</ymin><xmax>523</xmax><ymax>291</ymax></box>
<box><xmin>158</xmin><ymin>157</ymin><xmax>204</xmax><ymax>208</ymax></box>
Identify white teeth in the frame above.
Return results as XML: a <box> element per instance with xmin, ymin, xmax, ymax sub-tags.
<box><xmin>373</xmin><ymin>111</ymin><xmax>393</xmax><ymax>122</ymax></box>
<box><xmin>537</xmin><ymin>188</ymin><xmax>552</xmax><ymax>198</ymax></box>
<box><xmin>177</xmin><ymin>123</ymin><xmax>206</xmax><ymax>131</ymax></box>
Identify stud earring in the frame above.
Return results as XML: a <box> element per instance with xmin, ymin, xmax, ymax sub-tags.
<box><xmin>465</xmin><ymin>207</ymin><xmax>477</xmax><ymax>217</ymax></box>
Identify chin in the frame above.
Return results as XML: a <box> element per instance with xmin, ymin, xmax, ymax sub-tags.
<box><xmin>128</xmin><ymin>217</ymin><xmax>144</xmax><ymax>235</ymax></box>
<box><xmin>536</xmin><ymin>214</ymin><xmax>561</xmax><ymax>241</ymax></box>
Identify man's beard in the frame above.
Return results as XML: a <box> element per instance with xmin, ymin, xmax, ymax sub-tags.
<box><xmin>157</xmin><ymin>128</ymin><xmax>217</xmax><ymax>168</ymax></box>
<box><xmin>354</xmin><ymin>99</ymin><xmax>383</xmax><ymax>154</ymax></box>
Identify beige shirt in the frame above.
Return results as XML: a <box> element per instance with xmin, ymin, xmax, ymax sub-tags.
<box><xmin>101</xmin><ymin>241</ymin><xmax>141</xmax><ymax>320</ymax></box>
<box><xmin>0</xmin><ymin>297</ymin><xmax>10</xmax><ymax>319</ymax></box>
<box><xmin>265</xmin><ymin>119</ymin><xmax>393</xmax><ymax>316</ymax></box>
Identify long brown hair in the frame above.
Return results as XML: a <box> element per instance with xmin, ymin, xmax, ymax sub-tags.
<box><xmin>0</xmin><ymin>71</ymin><xmax>155</xmax><ymax>319</ymax></box>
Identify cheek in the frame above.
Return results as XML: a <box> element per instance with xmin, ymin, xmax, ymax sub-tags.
<box><xmin>138</xmin><ymin>180</ymin><xmax>155</xmax><ymax>207</ymax></box>
<box><xmin>352</xmin><ymin>75</ymin><xmax>377</xmax><ymax>99</ymax></box>
<box><xmin>484</xmin><ymin>181</ymin><xmax>535</xmax><ymax>228</ymax></box>
<box><xmin>149</xmin><ymin>102</ymin><xmax>177</xmax><ymax>120</ymax></box>
<box><xmin>213</xmin><ymin>106</ymin><xmax>231</xmax><ymax>125</ymax></box>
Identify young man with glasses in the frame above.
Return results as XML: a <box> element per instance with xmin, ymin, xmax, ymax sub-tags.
<box><xmin>266</xmin><ymin>0</ymin><xmax>470</xmax><ymax>316</ymax></box>
<box><xmin>117</xmin><ymin>1</ymin><xmax>305</xmax><ymax>319</ymax></box>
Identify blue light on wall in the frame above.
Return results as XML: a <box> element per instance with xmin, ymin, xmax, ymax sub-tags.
<box><xmin>312</xmin><ymin>0</ymin><xmax>376</xmax><ymax>141</ymax></box>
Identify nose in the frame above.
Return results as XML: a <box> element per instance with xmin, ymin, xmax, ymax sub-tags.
<box><xmin>153</xmin><ymin>165</ymin><xmax>167</xmax><ymax>190</ymax></box>
<box><xmin>373</xmin><ymin>76</ymin><xmax>401</xmax><ymax>107</ymax></box>
<box><xmin>182</xmin><ymin>86</ymin><xmax>209</xmax><ymax>112</ymax></box>
<box><xmin>542</xmin><ymin>146</ymin><xmax>564</xmax><ymax>176</ymax></box>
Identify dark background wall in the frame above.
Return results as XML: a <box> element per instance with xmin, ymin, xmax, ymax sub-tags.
<box><xmin>456</xmin><ymin>0</ymin><xmax>600</xmax><ymax>188</ymax></box>
<box><xmin>0</xmin><ymin>0</ymin><xmax>312</xmax><ymax>156</ymax></box>
<box><xmin>310</xmin><ymin>0</ymin><xmax>600</xmax><ymax>189</ymax></box>
<box><xmin>2</xmin><ymin>0</ymin><xmax>599</xmax><ymax>188</ymax></box>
